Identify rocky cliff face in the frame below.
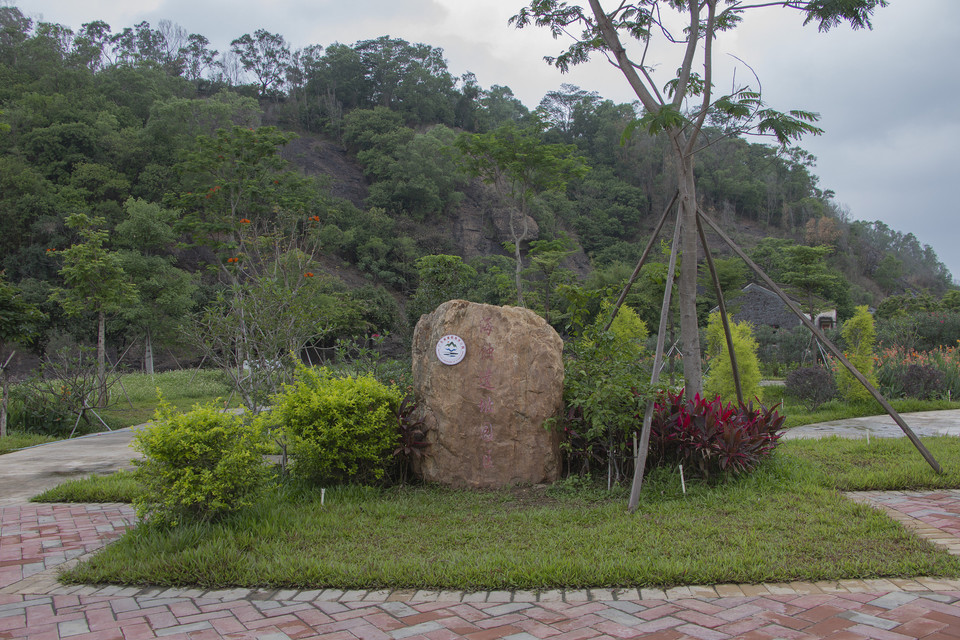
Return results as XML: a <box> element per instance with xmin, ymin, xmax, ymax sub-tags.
<box><xmin>281</xmin><ymin>136</ymin><xmax>370</xmax><ymax>208</ymax></box>
<box><xmin>282</xmin><ymin>132</ymin><xmax>591</xmax><ymax>276</ymax></box>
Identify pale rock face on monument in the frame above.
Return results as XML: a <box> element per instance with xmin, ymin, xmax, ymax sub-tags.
<box><xmin>412</xmin><ymin>300</ymin><xmax>564</xmax><ymax>488</ymax></box>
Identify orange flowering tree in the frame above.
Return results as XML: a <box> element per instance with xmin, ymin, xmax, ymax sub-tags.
<box><xmin>172</xmin><ymin>125</ymin><xmax>322</xmax><ymax>262</ymax></box>
<box><xmin>189</xmin><ymin>213</ymin><xmax>365</xmax><ymax>413</ymax></box>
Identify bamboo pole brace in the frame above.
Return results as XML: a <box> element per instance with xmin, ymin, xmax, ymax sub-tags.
<box><xmin>629</xmin><ymin>207</ymin><xmax>684</xmax><ymax>512</ymax></box>
<box><xmin>697</xmin><ymin>208</ymin><xmax>942</xmax><ymax>474</ymax></box>
<box><xmin>604</xmin><ymin>191</ymin><xmax>679</xmax><ymax>332</ymax></box>
<box><xmin>696</xmin><ymin>216</ymin><xmax>743</xmax><ymax>405</ymax></box>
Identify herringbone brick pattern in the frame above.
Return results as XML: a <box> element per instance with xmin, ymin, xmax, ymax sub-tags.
<box><xmin>2</xmin><ymin>589</ymin><xmax>960</xmax><ymax>639</ymax></box>
<box><xmin>2</xmin><ymin>493</ymin><xmax>960</xmax><ymax>639</ymax></box>
<box><xmin>848</xmin><ymin>490</ymin><xmax>960</xmax><ymax>555</ymax></box>
<box><xmin>0</xmin><ymin>504</ymin><xmax>135</xmax><ymax>590</ymax></box>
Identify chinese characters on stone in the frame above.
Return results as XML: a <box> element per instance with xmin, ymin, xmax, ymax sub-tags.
<box><xmin>477</xmin><ymin>316</ymin><xmax>496</xmax><ymax>471</ymax></box>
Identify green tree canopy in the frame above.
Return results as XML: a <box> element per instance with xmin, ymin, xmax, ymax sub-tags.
<box><xmin>456</xmin><ymin>123</ymin><xmax>588</xmax><ymax>306</ymax></box>
<box><xmin>50</xmin><ymin>213</ymin><xmax>138</xmax><ymax>406</ymax></box>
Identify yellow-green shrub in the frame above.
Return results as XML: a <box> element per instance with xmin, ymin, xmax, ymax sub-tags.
<box><xmin>266</xmin><ymin>366</ymin><xmax>402</xmax><ymax>485</ymax></box>
<box><xmin>703</xmin><ymin>312</ymin><xmax>763</xmax><ymax>404</ymax></box>
<box><xmin>132</xmin><ymin>401</ymin><xmax>270</xmax><ymax>527</ymax></box>
<box><xmin>835</xmin><ymin>305</ymin><xmax>878</xmax><ymax>403</ymax></box>
<box><xmin>602</xmin><ymin>301</ymin><xmax>648</xmax><ymax>360</ymax></box>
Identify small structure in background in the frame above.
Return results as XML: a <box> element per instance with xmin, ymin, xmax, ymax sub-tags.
<box><xmin>720</xmin><ymin>283</ymin><xmax>836</xmax><ymax>330</ymax></box>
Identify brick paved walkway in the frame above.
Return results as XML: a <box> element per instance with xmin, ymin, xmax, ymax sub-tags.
<box><xmin>3</xmin><ymin>496</ymin><xmax>960</xmax><ymax>639</ymax></box>
<box><xmin>848</xmin><ymin>490</ymin><xmax>960</xmax><ymax>556</ymax></box>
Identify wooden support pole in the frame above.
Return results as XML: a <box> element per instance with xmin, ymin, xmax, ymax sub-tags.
<box><xmin>107</xmin><ymin>339</ymin><xmax>138</xmax><ymax>409</ymax></box>
<box><xmin>697</xmin><ymin>208</ymin><xmax>942</xmax><ymax>474</ymax></box>
<box><xmin>696</xmin><ymin>216</ymin><xmax>743</xmax><ymax>405</ymax></box>
<box><xmin>628</xmin><ymin>208</ymin><xmax>684</xmax><ymax>512</ymax></box>
<box><xmin>604</xmin><ymin>191</ymin><xmax>679</xmax><ymax>332</ymax></box>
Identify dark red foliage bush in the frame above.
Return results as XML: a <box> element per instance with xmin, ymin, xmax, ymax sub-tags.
<box><xmin>648</xmin><ymin>390</ymin><xmax>785</xmax><ymax>479</ymax></box>
<box><xmin>902</xmin><ymin>364</ymin><xmax>946</xmax><ymax>400</ymax></box>
<box><xmin>393</xmin><ymin>395</ymin><xmax>430</xmax><ymax>484</ymax></box>
<box><xmin>785</xmin><ymin>366</ymin><xmax>836</xmax><ymax>410</ymax></box>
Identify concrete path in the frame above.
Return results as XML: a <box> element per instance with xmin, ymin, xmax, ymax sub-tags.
<box><xmin>0</xmin><ymin>428</ymin><xmax>145</xmax><ymax>507</ymax></box>
<box><xmin>783</xmin><ymin>409</ymin><xmax>960</xmax><ymax>440</ymax></box>
<box><xmin>3</xmin><ymin>413</ymin><xmax>960</xmax><ymax>638</ymax></box>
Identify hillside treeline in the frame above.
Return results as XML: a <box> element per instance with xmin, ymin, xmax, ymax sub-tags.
<box><xmin>0</xmin><ymin>6</ymin><xmax>953</xmax><ymax>367</ymax></box>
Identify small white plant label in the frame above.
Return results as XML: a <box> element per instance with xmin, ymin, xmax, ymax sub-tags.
<box><xmin>436</xmin><ymin>335</ymin><xmax>466</xmax><ymax>365</ymax></box>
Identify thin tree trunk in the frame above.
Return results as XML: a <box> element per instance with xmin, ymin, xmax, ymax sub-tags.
<box><xmin>144</xmin><ymin>329</ymin><xmax>155</xmax><ymax>375</ymax></box>
<box><xmin>510</xmin><ymin>200</ymin><xmax>528</xmax><ymax>307</ymax></box>
<box><xmin>673</xmin><ymin>135</ymin><xmax>702</xmax><ymax>395</ymax></box>
<box><xmin>97</xmin><ymin>310</ymin><xmax>107</xmax><ymax>407</ymax></box>
<box><xmin>586</xmin><ymin>0</ymin><xmax>706</xmax><ymax>395</ymax></box>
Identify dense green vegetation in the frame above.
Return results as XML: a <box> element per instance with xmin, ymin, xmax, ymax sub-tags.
<box><xmin>10</xmin><ymin>4</ymin><xmax>960</xmax><ymax>592</ymax></box>
<box><xmin>1</xmin><ymin>5</ymin><xmax>957</xmax><ymax>442</ymax></box>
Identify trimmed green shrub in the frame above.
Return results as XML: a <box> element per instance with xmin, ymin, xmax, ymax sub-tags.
<box><xmin>132</xmin><ymin>400</ymin><xmax>270</xmax><ymax>527</ymax></box>
<box><xmin>703</xmin><ymin>312</ymin><xmax>763</xmax><ymax>404</ymax></box>
<box><xmin>267</xmin><ymin>366</ymin><xmax>402</xmax><ymax>485</ymax></box>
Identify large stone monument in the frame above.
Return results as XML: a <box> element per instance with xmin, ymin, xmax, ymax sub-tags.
<box><xmin>412</xmin><ymin>300</ymin><xmax>564</xmax><ymax>487</ymax></box>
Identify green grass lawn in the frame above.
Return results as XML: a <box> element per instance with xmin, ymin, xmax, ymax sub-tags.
<box><xmin>97</xmin><ymin>369</ymin><xmax>236</xmax><ymax>429</ymax></box>
<box><xmin>781</xmin><ymin>436</ymin><xmax>960</xmax><ymax>491</ymax></box>
<box><xmin>1</xmin><ymin>369</ymin><xmax>235</xmax><ymax>454</ymax></box>
<box><xmin>0</xmin><ymin>432</ymin><xmax>56</xmax><ymax>455</ymax></box>
<box><xmin>55</xmin><ymin>439</ymin><xmax>960</xmax><ymax>590</ymax></box>
<box><xmin>32</xmin><ymin>469</ymin><xmax>142</xmax><ymax>503</ymax></box>
<box><xmin>23</xmin><ymin>372</ymin><xmax>960</xmax><ymax>589</ymax></box>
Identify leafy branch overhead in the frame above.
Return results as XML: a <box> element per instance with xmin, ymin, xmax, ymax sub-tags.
<box><xmin>512</xmin><ymin>1</ymin><xmax>884</xmax><ymax>146</ymax></box>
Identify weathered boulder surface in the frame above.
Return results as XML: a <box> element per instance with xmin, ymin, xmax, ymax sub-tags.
<box><xmin>412</xmin><ymin>300</ymin><xmax>564</xmax><ymax>487</ymax></box>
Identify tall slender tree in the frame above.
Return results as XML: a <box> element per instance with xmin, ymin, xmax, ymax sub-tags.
<box><xmin>50</xmin><ymin>214</ymin><xmax>138</xmax><ymax>407</ymax></box>
<box><xmin>512</xmin><ymin>0</ymin><xmax>886</xmax><ymax>394</ymax></box>
<box><xmin>456</xmin><ymin>123</ymin><xmax>587</xmax><ymax>306</ymax></box>
<box><xmin>230</xmin><ymin>29</ymin><xmax>291</xmax><ymax>95</ymax></box>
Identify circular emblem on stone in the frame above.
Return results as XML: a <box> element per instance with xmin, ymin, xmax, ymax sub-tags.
<box><xmin>435</xmin><ymin>335</ymin><xmax>466</xmax><ymax>365</ymax></box>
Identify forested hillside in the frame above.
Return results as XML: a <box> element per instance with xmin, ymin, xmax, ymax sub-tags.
<box><xmin>0</xmin><ymin>7</ymin><xmax>954</xmax><ymax>369</ymax></box>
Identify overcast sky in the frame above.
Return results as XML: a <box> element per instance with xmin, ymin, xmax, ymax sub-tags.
<box><xmin>12</xmin><ymin>0</ymin><xmax>960</xmax><ymax>283</ymax></box>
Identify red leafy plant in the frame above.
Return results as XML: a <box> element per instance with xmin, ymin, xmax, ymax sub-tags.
<box><xmin>393</xmin><ymin>395</ymin><xmax>430</xmax><ymax>484</ymax></box>
<box><xmin>648</xmin><ymin>390</ymin><xmax>785</xmax><ymax>480</ymax></box>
